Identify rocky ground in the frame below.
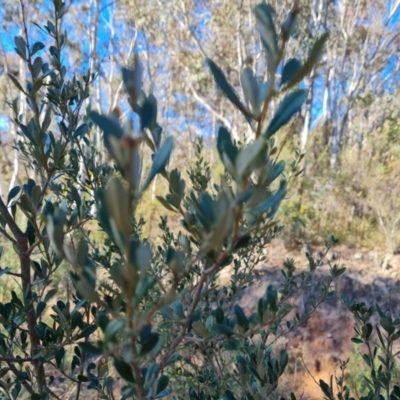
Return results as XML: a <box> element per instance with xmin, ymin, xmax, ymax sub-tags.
<box><xmin>234</xmin><ymin>240</ymin><xmax>400</xmax><ymax>399</ymax></box>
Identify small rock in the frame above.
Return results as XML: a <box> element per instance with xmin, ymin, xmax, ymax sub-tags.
<box><xmin>354</xmin><ymin>252</ymin><xmax>363</xmax><ymax>260</ymax></box>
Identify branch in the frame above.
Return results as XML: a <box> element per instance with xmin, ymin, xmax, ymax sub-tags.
<box><xmin>0</xmin><ymin>356</ymin><xmax>34</xmax><ymax>363</ymax></box>
<box><xmin>159</xmin><ymin>273</ymin><xmax>207</xmax><ymax>373</ymax></box>
<box><xmin>6</xmin><ymin>361</ymin><xmax>34</xmax><ymax>395</ymax></box>
<box><xmin>187</xmin><ymin>79</ymin><xmax>236</xmax><ymax>132</ymax></box>
<box><xmin>0</xmin><ymin>226</ymin><xmax>16</xmax><ymax>244</ymax></box>
<box><xmin>0</xmin><ymin>187</ymin><xmax>44</xmax><ymax>393</ymax></box>
<box><xmin>386</xmin><ymin>0</ymin><xmax>400</xmax><ymax>26</ymax></box>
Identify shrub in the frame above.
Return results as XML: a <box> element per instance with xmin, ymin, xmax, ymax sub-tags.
<box><xmin>0</xmin><ymin>1</ymin><xmax>351</xmax><ymax>399</ymax></box>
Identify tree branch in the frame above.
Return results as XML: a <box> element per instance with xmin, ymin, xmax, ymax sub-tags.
<box><xmin>0</xmin><ymin>194</ymin><xmax>45</xmax><ymax>392</ymax></box>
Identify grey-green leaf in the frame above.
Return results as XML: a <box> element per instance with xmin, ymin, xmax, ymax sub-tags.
<box><xmin>90</xmin><ymin>111</ymin><xmax>123</xmax><ymax>139</ymax></box>
<box><xmin>31</xmin><ymin>41</ymin><xmax>45</xmax><ymax>56</ymax></box>
<box><xmin>283</xmin><ymin>33</ymin><xmax>329</xmax><ymax>89</ymax></box>
<box><xmin>251</xmin><ymin>180</ymin><xmax>287</xmax><ymax>214</ymax></box>
<box><xmin>7</xmin><ymin>186</ymin><xmax>21</xmax><ymax>206</ymax></box>
<box><xmin>236</xmin><ymin>138</ymin><xmax>267</xmax><ymax>180</ymax></box>
<box><xmin>142</xmin><ymin>136</ymin><xmax>174</xmax><ymax>192</ymax></box>
<box><xmin>7</xmin><ymin>74</ymin><xmax>25</xmax><ymax>93</ymax></box>
<box><xmin>14</xmin><ymin>36</ymin><xmax>27</xmax><ymax>60</ymax></box>
<box><xmin>217</xmin><ymin>126</ymin><xmax>238</xmax><ymax>165</ymax></box>
<box><xmin>254</xmin><ymin>4</ymin><xmax>277</xmax><ymax>71</ymax></box>
<box><xmin>140</xmin><ymin>94</ymin><xmax>158</xmax><ymax>131</ymax></box>
<box><xmin>207</xmin><ymin>59</ymin><xmax>251</xmax><ymax>117</ymax></box>
<box><xmin>281</xmin><ymin>58</ymin><xmax>301</xmax><ymax>87</ymax></box>
<box><xmin>264</xmin><ymin>89</ymin><xmax>307</xmax><ymax>138</ymax></box>
<box><xmin>240</xmin><ymin>67</ymin><xmax>259</xmax><ymax>113</ymax></box>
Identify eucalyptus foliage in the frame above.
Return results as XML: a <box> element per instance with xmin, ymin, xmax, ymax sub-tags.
<box><xmin>1</xmin><ymin>1</ymin><xmax>383</xmax><ymax>399</ymax></box>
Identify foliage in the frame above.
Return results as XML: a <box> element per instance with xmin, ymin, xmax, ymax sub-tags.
<box><xmin>0</xmin><ymin>1</ymin><xmax>388</xmax><ymax>400</ymax></box>
<box><xmin>310</xmin><ymin>300</ymin><xmax>400</xmax><ymax>400</ymax></box>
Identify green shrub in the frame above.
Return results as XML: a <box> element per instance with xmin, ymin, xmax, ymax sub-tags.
<box><xmin>2</xmin><ymin>1</ymin><xmax>394</xmax><ymax>399</ymax></box>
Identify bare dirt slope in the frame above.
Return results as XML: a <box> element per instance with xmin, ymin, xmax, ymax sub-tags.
<box><xmin>234</xmin><ymin>240</ymin><xmax>400</xmax><ymax>398</ymax></box>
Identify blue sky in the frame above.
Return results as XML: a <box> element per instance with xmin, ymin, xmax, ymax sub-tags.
<box><xmin>1</xmin><ymin>0</ymin><xmax>399</xmax><ymax>139</ymax></box>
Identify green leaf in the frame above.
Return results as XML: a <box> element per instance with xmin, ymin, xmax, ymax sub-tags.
<box><xmin>234</xmin><ymin>305</ymin><xmax>249</xmax><ymax>331</ymax></box>
<box><xmin>266</xmin><ymin>284</ymin><xmax>278</xmax><ymax>312</ymax></box>
<box><xmin>32</xmin><ymin>57</ymin><xmax>43</xmax><ymax>80</ymax></box>
<box><xmin>225</xmin><ymin>390</ymin><xmax>237</xmax><ymax>400</ymax></box>
<box><xmin>223</xmin><ymin>338</ymin><xmax>241</xmax><ymax>350</ymax></box>
<box><xmin>251</xmin><ymin>180</ymin><xmax>287</xmax><ymax>214</ymax></box>
<box><xmin>215</xmin><ymin>307</ymin><xmax>224</xmax><ymax>324</ymax></box>
<box><xmin>192</xmin><ymin>321</ymin><xmax>208</xmax><ymax>338</ymax></box>
<box><xmin>7</xmin><ymin>186</ymin><xmax>21</xmax><ymax>206</ymax></box>
<box><xmin>380</xmin><ymin>317</ymin><xmax>391</xmax><ymax>333</ymax></box>
<box><xmin>361</xmin><ymin>323</ymin><xmax>373</xmax><ymax>340</ymax></box>
<box><xmin>258</xmin><ymin>81</ymin><xmax>269</xmax><ymax>112</ymax></box>
<box><xmin>155</xmin><ymin>389</ymin><xmax>172</xmax><ymax>399</ymax></box>
<box><xmin>156</xmin><ymin>375</ymin><xmax>169</xmax><ymax>396</ymax></box>
<box><xmin>114</xmin><ymin>358</ymin><xmax>135</xmax><ymax>383</ymax></box>
<box><xmin>217</xmin><ymin>127</ymin><xmax>238</xmax><ymax>164</ymax></box>
<box><xmin>75</xmin><ymin>325</ymin><xmax>97</xmax><ymax>340</ymax></box>
<box><xmin>140</xmin><ymin>94</ymin><xmax>158</xmax><ymax>131</ymax></box>
<box><xmin>284</xmin><ymin>33</ymin><xmax>329</xmax><ymax>89</ymax></box>
<box><xmin>156</xmin><ymin>196</ymin><xmax>178</xmax><ymax>212</ymax></box>
<box><xmin>217</xmin><ymin>127</ymin><xmax>239</xmax><ymax>178</ymax></box>
<box><xmin>210</xmin><ymin>324</ymin><xmax>234</xmax><ymax>337</ymax></box>
<box><xmin>165</xmin><ymin>352</ymin><xmax>180</xmax><ymax>366</ymax></box>
<box><xmin>43</xmin><ymin>288</ymin><xmax>58</xmax><ymax>303</ymax></box>
<box><xmin>319</xmin><ymin>379</ymin><xmax>334</xmax><ymax>399</ymax></box>
<box><xmin>206</xmin><ymin>59</ymin><xmax>251</xmax><ymax>117</ymax></box>
<box><xmin>89</xmin><ymin>111</ymin><xmax>124</xmax><ymax>156</ymax></box>
<box><xmin>279</xmin><ymin>349</ymin><xmax>289</xmax><ymax>374</ymax></box>
<box><xmin>264</xmin><ymin>89</ymin><xmax>307</xmax><ymax>138</ymax></box>
<box><xmin>36</xmin><ymin>302</ymin><xmax>46</xmax><ymax>319</ymax></box>
<box><xmin>142</xmin><ymin>136</ymin><xmax>174</xmax><ymax>192</ymax></box>
<box><xmin>31</xmin><ymin>41</ymin><xmax>45</xmax><ymax>56</ymax></box>
<box><xmin>77</xmin><ymin>375</ymin><xmax>90</xmax><ymax>382</ymax></box>
<box><xmin>42</xmin><ymin>105</ymin><xmax>52</xmax><ymax>132</ymax></box>
<box><xmin>240</xmin><ymin>67</ymin><xmax>259</xmax><ymax>113</ymax></box>
<box><xmin>281</xmin><ymin>58</ymin><xmax>301</xmax><ymax>87</ymax></box>
<box><xmin>362</xmin><ymin>353</ymin><xmax>371</xmax><ymax>367</ymax></box>
<box><xmin>104</xmin><ymin>319</ymin><xmax>124</xmax><ymax>344</ymax></box>
<box><xmin>171</xmin><ymin>301</ymin><xmax>185</xmax><ymax>319</ymax></box>
<box><xmin>73</xmin><ymin>123</ymin><xmax>88</xmax><ymax>140</ymax></box>
<box><xmin>282</xmin><ymin>10</ymin><xmax>297</xmax><ymax>40</ymax></box>
<box><xmin>254</xmin><ymin>4</ymin><xmax>277</xmax><ymax>73</ymax></box>
<box><xmin>34</xmin><ymin>323</ymin><xmax>46</xmax><ymax>341</ymax></box>
<box><xmin>14</xmin><ymin>36</ymin><xmax>27</xmax><ymax>60</ymax></box>
<box><xmin>78</xmin><ymin>342</ymin><xmax>103</xmax><ymax>357</ymax></box>
<box><xmin>236</xmin><ymin>138</ymin><xmax>267</xmax><ymax>180</ymax></box>
<box><xmin>122</xmin><ymin>58</ymin><xmax>143</xmax><ymax>111</ymax></box>
<box><xmin>7</xmin><ymin>74</ymin><xmax>25</xmax><ymax>93</ymax></box>
<box><xmin>140</xmin><ymin>332</ymin><xmax>160</xmax><ymax>356</ymax></box>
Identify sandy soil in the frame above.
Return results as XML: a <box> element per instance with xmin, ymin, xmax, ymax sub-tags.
<box><xmin>233</xmin><ymin>240</ymin><xmax>400</xmax><ymax>399</ymax></box>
